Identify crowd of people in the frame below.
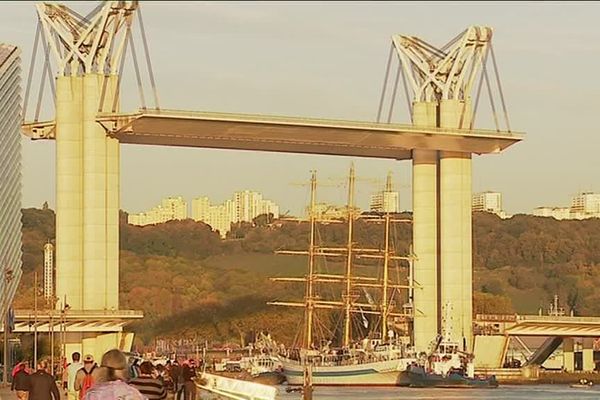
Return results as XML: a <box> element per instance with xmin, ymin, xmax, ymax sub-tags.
<box><xmin>9</xmin><ymin>349</ymin><xmax>199</xmax><ymax>400</ymax></box>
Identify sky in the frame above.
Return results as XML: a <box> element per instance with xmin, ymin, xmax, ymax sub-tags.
<box><xmin>1</xmin><ymin>1</ymin><xmax>599</xmax><ymax>216</ymax></box>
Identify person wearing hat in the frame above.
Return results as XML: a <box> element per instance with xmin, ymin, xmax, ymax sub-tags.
<box><xmin>83</xmin><ymin>349</ymin><xmax>144</xmax><ymax>400</ymax></box>
<box><xmin>75</xmin><ymin>354</ymin><xmax>97</xmax><ymax>399</ymax></box>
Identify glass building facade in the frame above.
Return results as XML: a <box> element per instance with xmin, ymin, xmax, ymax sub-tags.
<box><xmin>0</xmin><ymin>43</ymin><xmax>22</xmax><ymax>318</ymax></box>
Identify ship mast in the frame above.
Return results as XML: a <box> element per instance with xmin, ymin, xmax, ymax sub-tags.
<box><xmin>269</xmin><ymin>167</ymin><xmax>415</xmax><ymax>349</ymax></box>
<box><xmin>381</xmin><ymin>213</ymin><xmax>391</xmax><ymax>341</ymax></box>
<box><xmin>343</xmin><ymin>164</ymin><xmax>356</xmax><ymax>347</ymax></box>
<box><xmin>304</xmin><ymin>170</ymin><xmax>317</xmax><ymax>348</ymax></box>
<box><xmin>380</xmin><ymin>171</ymin><xmax>394</xmax><ymax>341</ymax></box>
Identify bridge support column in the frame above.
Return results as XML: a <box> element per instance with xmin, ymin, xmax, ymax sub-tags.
<box><xmin>56</xmin><ymin>76</ymin><xmax>84</xmax><ymax>310</ymax></box>
<box><xmin>563</xmin><ymin>337</ymin><xmax>575</xmax><ymax>372</ymax></box>
<box><xmin>412</xmin><ymin>102</ymin><xmax>439</xmax><ymax>353</ymax></box>
<box><xmin>583</xmin><ymin>338</ymin><xmax>595</xmax><ymax>372</ymax></box>
<box><xmin>439</xmin><ymin>99</ymin><xmax>473</xmax><ymax>351</ymax></box>
<box><xmin>55</xmin><ymin>74</ymin><xmax>120</xmax><ymax>312</ymax></box>
<box><xmin>63</xmin><ymin>332</ymin><xmax>133</xmax><ymax>364</ymax></box>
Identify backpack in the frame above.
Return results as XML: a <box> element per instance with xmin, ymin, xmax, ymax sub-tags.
<box><xmin>79</xmin><ymin>366</ymin><xmax>96</xmax><ymax>399</ymax></box>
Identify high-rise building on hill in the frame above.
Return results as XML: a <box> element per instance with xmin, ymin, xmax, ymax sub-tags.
<box><xmin>472</xmin><ymin>191</ymin><xmax>503</xmax><ymax>214</ymax></box>
<box><xmin>192</xmin><ymin>191</ymin><xmax>279</xmax><ymax>237</ymax></box>
<box><xmin>533</xmin><ymin>192</ymin><xmax>600</xmax><ymax>220</ymax></box>
<box><xmin>571</xmin><ymin>192</ymin><xmax>600</xmax><ymax>215</ymax></box>
<box><xmin>370</xmin><ymin>172</ymin><xmax>399</xmax><ymax>213</ymax></box>
<box><xmin>128</xmin><ymin>196</ymin><xmax>188</xmax><ymax>226</ymax></box>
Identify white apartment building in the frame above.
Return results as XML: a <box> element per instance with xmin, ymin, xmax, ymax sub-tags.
<box><xmin>128</xmin><ymin>196</ymin><xmax>188</xmax><ymax>226</ymax></box>
<box><xmin>533</xmin><ymin>207</ymin><xmax>572</xmax><ymax>220</ymax></box>
<box><xmin>571</xmin><ymin>192</ymin><xmax>600</xmax><ymax>215</ymax></box>
<box><xmin>369</xmin><ymin>171</ymin><xmax>400</xmax><ymax>213</ymax></box>
<box><xmin>310</xmin><ymin>203</ymin><xmax>360</xmax><ymax>220</ymax></box>
<box><xmin>472</xmin><ymin>191</ymin><xmax>503</xmax><ymax>215</ymax></box>
<box><xmin>533</xmin><ymin>192</ymin><xmax>600</xmax><ymax>220</ymax></box>
<box><xmin>191</xmin><ymin>196</ymin><xmax>211</xmax><ymax>222</ymax></box>
<box><xmin>192</xmin><ymin>191</ymin><xmax>279</xmax><ymax>237</ymax></box>
<box><xmin>370</xmin><ymin>191</ymin><xmax>399</xmax><ymax>213</ymax></box>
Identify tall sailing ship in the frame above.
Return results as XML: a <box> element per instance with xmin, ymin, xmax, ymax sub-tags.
<box><xmin>269</xmin><ymin>166</ymin><xmax>418</xmax><ymax>386</ymax></box>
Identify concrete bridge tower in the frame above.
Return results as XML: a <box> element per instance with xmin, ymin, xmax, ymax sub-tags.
<box><xmin>31</xmin><ymin>1</ymin><xmax>142</xmax><ymax>360</ymax></box>
<box><xmin>392</xmin><ymin>27</ymin><xmax>494</xmax><ymax>352</ymax></box>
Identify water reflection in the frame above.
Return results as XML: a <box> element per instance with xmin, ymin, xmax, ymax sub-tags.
<box><xmin>277</xmin><ymin>385</ymin><xmax>600</xmax><ymax>400</ymax></box>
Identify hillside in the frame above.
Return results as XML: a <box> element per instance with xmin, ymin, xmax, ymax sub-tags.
<box><xmin>16</xmin><ymin>208</ymin><xmax>600</xmax><ymax>349</ymax></box>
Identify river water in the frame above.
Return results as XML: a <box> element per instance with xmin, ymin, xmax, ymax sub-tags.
<box><xmin>276</xmin><ymin>385</ymin><xmax>600</xmax><ymax>399</ymax></box>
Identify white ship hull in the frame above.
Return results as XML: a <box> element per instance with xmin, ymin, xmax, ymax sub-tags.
<box><xmin>281</xmin><ymin>357</ymin><xmax>414</xmax><ymax>386</ymax></box>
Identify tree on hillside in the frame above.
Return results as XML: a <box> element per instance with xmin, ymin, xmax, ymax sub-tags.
<box><xmin>17</xmin><ymin>206</ymin><xmax>600</xmax><ymax>345</ymax></box>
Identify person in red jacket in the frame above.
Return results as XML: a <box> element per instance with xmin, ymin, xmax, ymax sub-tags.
<box><xmin>11</xmin><ymin>361</ymin><xmax>30</xmax><ymax>400</ymax></box>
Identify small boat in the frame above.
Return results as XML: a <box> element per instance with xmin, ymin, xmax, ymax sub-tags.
<box><xmin>570</xmin><ymin>379</ymin><xmax>594</xmax><ymax>389</ymax></box>
<box><xmin>196</xmin><ymin>372</ymin><xmax>277</xmax><ymax>400</ymax></box>
<box><xmin>403</xmin><ymin>303</ymin><xmax>498</xmax><ymax>389</ymax></box>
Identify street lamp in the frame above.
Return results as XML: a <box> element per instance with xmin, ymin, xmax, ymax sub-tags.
<box><xmin>3</xmin><ymin>267</ymin><xmax>14</xmax><ymax>387</ymax></box>
<box><xmin>32</xmin><ymin>272</ymin><xmax>44</xmax><ymax>368</ymax></box>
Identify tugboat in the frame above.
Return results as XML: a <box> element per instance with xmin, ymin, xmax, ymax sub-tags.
<box><xmin>405</xmin><ymin>303</ymin><xmax>498</xmax><ymax>389</ymax></box>
<box><xmin>407</xmin><ymin>363</ymin><xmax>498</xmax><ymax>388</ymax></box>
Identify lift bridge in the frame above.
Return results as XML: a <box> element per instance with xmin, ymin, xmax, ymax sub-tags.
<box><xmin>14</xmin><ymin>0</ymin><xmax>585</xmax><ymax>364</ymax></box>
<box><xmin>8</xmin><ymin>1</ymin><xmax>598</xmax><ymax>374</ymax></box>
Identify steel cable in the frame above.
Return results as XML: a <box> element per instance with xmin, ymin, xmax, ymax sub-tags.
<box><xmin>138</xmin><ymin>7</ymin><xmax>160</xmax><ymax>110</ymax></box>
<box><xmin>23</xmin><ymin>19</ymin><xmax>41</xmax><ymax>123</ymax></box>
<box><xmin>376</xmin><ymin>44</ymin><xmax>394</xmax><ymax>123</ymax></box>
<box><xmin>490</xmin><ymin>43</ymin><xmax>512</xmax><ymax>132</ymax></box>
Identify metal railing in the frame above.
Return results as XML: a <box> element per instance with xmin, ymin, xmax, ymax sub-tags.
<box><xmin>14</xmin><ymin>309</ymin><xmax>144</xmax><ymax>318</ymax></box>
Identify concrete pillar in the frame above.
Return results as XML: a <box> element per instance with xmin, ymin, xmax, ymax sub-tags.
<box><xmin>102</xmin><ymin>75</ymin><xmax>120</xmax><ymax>310</ymax></box>
<box><xmin>63</xmin><ymin>332</ymin><xmax>128</xmax><ymax>366</ymax></box>
<box><xmin>96</xmin><ymin>333</ymin><xmax>121</xmax><ymax>361</ymax></box>
<box><xmin>56</xmin><ymin>74</ymin><xmax>120</xmax><ymax>311</ymax></box>
<box><xmin>56</xmin><ymin>73</ymin><xmax>118</xmax><ymax>311</ymax></box>
<box><xmin>583</xmin><ymin>337</ymin><xmax>595</xmax><ymax>372</ymax></box>
<box><xmin>563</xmin><ymin>337</ymin><xmax>575</xmax><ymax>372</ymax></box>
<box><xmin>106</xmin><ymin>134</ymin><xmax>120</xmax><ymax>310</ymax></box>
<box><xmin>55</xmin><ymin>76</ymin><xmax>84</xmax><ymax>310</ymax></box>
<box><xmin>412</xmin><ymin>101</ymin><xmax>439</xmax><ymax>352</ymax></box>
<box><xmin>439</xmin><ymin>99</ymin><xmax>473</xmax><ymax>351</ymax></box>
<box><xmin>81</xmin><ymin>334</ymin><xmax>98</xmax><ymax>361</ymax></box>
<box><xmin>82</xmin><ymin>74</ymin><xmax>107</xmax><ymax>310</ymax></box>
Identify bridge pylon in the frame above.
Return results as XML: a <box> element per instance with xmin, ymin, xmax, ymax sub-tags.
<box><xmin>388</xmin><ymin>26</ymin><xmax>495</xmax><ymax>352</ymax></box>
<box><xmin>27</xmin><ymin>1</ymin><xmax>141</xmax><ymax>361</ymax></box>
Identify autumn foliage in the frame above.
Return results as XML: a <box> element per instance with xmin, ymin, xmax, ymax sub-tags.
<box><xmin>15</xmin><ymin>208</ymin><xmax>600</xmax><ymax>347</ymax></box>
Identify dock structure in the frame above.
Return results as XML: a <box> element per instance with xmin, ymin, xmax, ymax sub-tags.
<box><xmin>475</xmin><ymin>314</ymin><xmax>600</xmax><ymax>372</ymax></box>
